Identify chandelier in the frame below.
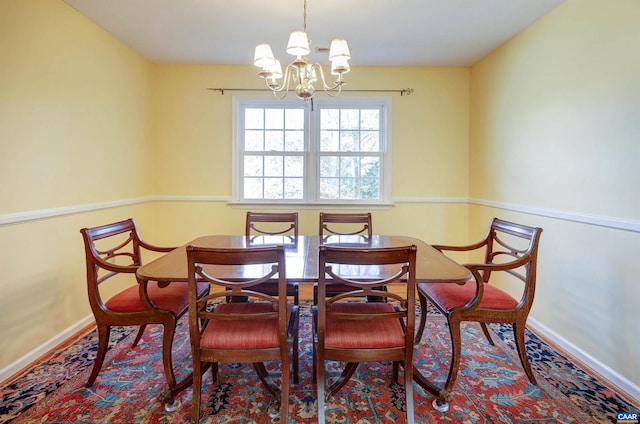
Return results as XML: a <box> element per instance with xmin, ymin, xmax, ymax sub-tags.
<box><xmin>253</xmin><ymin>0</ymin><xmax>351</xmax><ymax>100</ymax></box>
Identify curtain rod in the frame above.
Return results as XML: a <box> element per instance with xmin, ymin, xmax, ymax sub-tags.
<box><xmin>206</xmin><ymin>87</ymin><xmax>414</xmax><ymax>96</ymax></box>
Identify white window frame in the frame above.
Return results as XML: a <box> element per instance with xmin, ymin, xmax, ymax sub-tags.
<box><xmin>231</xmin><ymin>95</ymin><xmax>392</xmax><ymax>206</ymax></box>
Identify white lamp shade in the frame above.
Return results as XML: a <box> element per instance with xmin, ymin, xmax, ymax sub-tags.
<box><xmin>331</xmin><ymin>58</ymin><xmax>350</xmax><ymax>75</ymax></box>
<box><xmin>286</xmin><ymin>31</ymin><xmax>310</xmax><ymax>57</ymax></box>
<box><xmin>254</xmin><ymin>44</ymin><xmax>276</xmax><ymax>68</ymax></box>
<box><xmin>268</xmin><ymin>59</ymin><xmax>283</xmax><ymax>79</ymax></box>
<box><xmin>328</xmin><ymin>39</ymin><xmax>350</xmax><ymax>60</ymax></box>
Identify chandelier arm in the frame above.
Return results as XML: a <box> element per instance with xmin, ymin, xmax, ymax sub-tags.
<box><xmin>264</xmin><ymin>63</ymin><xmax>296</xmax><ymax>94</ymax></box>
<box><xmin>312</xmin><ymin>63</ymin><xmax>346</xmax><ymax>93</ymax></box>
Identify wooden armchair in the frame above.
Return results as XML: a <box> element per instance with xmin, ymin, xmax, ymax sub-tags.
<box><xmin>80</xmin><ymin>218</ymin><xmax>208</xmax><ymax>407</ymax></box>
<box><xmin>319</xmin><ymin>212</ymin><xmax>372</xmax><ymax>242</ymax></box>
<box><xmin>244</xmin><ymin>211</ymin><xmax>299</xmax><ymax>306</ymax></box>
<box><xmin>415</xmin><ymin>217</ymin><xmax>543</xmax><ymax>396</ymax></box>
<box><xmin>246</xmin><ymin>211</ymin><xmax>299</xmax><ymax>243</ymax></box>
<box><xmin>314</xmin><ymin>245</ymin><xmax>417</xmax><ymax>424</ymax></box>
<box><xmin>316</xmin><ymin>212</ymin><xmax>383</xmax><ymax>303</ymax></box>
<box><xmin>186</xmin><ymin>245</ymin><xmax>298</xmax><ymax>423</ymax></box>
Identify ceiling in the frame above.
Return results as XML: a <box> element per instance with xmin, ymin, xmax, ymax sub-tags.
<box><xmin>63</xmin><ymin>0</ymin><xmax>564</xmax><ymax>67</ymax></box>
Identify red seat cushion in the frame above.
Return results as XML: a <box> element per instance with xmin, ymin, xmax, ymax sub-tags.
<box><xmin>200</xmin><ymin>302</ymin><xmax>292</xmax><ymax>350</ymax></box>
<box><xmin>325</xmin><ymin>302</ymin><xmax>405</xmax><ymax>349</ymax></box>
<box><xmin>105</xmin><ymin>281</ymin><xmax>208</xmax><ymax>314</ymax></box>
<box><xmin>418</xmin><ymin>281</ymin><xmax>519</xmax><ymax>311</ymax></box>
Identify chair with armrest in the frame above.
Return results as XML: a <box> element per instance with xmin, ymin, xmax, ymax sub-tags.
<box><xmin>246</xmin><ymin>211</ymin><xmax>299</xmax><ymax>243</ymax></box>
<box><xmin>244</xmin><ymin>211</ymin><xmax>300</xmax><ymax>305</ymax></box>
<box><xmin>186</xmin><ymin>244</ymin><xmax>298</xmax><ymax>423</ymax></box>
<box><xmin>316</xmin><ymin>212</ymin><xmax>384</xmax><ymax>303</ymax></box>
<box><xmin>80</xmin><ymin>218</ymin><xmax>209</xmax><ymax>401</ymax></box>
<box><xmin>244</xmin><ymin>211</ymin><xmax>300</xmax><ymax>382</ymax></box>
<box><xmin>415</xmin><ymin>217</ymin><xmax>543</xmax><ymax>394</ymax></box>
<box><xmin>314</xmin><ymin>245</ymin><xmax>417</xmax><ymax>424</ymax></box>
<box><xmin>318</xmin><ymin>212</ymin><xmax>372</xmax><ymax>241</ymax></box>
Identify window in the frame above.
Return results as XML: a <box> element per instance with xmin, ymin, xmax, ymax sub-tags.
<box><xmin>233</xmin><ymin>96</ymin><xmax>391</xmax><ymax>205</ymax></box>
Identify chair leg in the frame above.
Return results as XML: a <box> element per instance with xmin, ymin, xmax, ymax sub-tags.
<box><xmin>327</xmin><ymin>363</ymin><xmax>359</xmax><ymax>399</ymax></box>
<box><xmin>404</xmin><ymin>358</ymin><xmax>415</xmax><ymax>424</ymax></box>
<box><xmin>444</xmin><ymin>317</ymin><xmax>463</xmax><ymax>392</ymax></box>
<box><xmin>480</xmin><ymin>322</ymin><xmax>495</xmax><ymax>346</ymax></box>
<box><xmin>513</xmin><ymin>322</ymin><xmax>537</xmax><ymax>385</ymax></box>
<box><xmin>160</xmin><ymin>317</ymin><xmax>178</xmax><ymax>389</ymax></box>
<box><xmin>131</xmin><ymin>324</ymin><xmax>147</xmax><ymax>348</ymax></box>
<box><xmin>192</xmin><ymin>359</ymin><xmax>202</xmax><ymax>424</ymax></box>
<box><xmin>292</xmin><ymin>310</ymin><xmax>300</xmax><ymax>384</ymax></box>
<box><xmin>85</xmin><ymin>324</ymin><xmax>110</xmax><ymax>387</ymax></box>
<box><xmin>316</xmin><ymin>352</ymin><xmax>326</xmax><ymax>424</ymax></box>
<box><xmin>415</xmin><ymin>291</ymin><xmax>428</xmax><ymax>343</ymax></box>
<box><xmin>280</xmin><ymin>350</ymin><xmax>291</xmax><ymax>423</ymax></box>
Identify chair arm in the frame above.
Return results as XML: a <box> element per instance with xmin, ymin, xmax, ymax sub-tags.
<box><xmin>138</xmin><ymin>238</ymin><xmax>176</xmax><ymax>253</ymax></box>
<box><xmin>92</xmin><ymin>254</ymin><xmax>139</xmax><ymax>275</ymax></box>
<box><xmin>451</xmin><ymin>254</ymin><xmax>531</xmax><ymax>311</ymax></box>
<box><xmin>431</xmin><ymin>238</ymin><xmax>488</xmax><ymax>253</ymax></box>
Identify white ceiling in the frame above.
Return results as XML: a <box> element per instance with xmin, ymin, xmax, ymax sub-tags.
<box><xmin>63</xmin><ymin>0</ymin><xmax>564</xmax><ymax>67</ymax></box>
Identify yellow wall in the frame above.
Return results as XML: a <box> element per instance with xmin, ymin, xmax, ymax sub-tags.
<box><xmin>470</xmin><ymin>0</ymin><xmax>640</xmax><ymax>385</ymax></box>
<box><xmin>148</xmin><ymin>64</ymin><xmax>471</xmax><ymax>243</ymax></box>
<box><xmin>0</xmin><ymin>1</ymin><xmax>470</xmax><ymax>371</ymax></box>
<box><xmin>0</xmin><ymin>0</ymin><xmax>153</xmax><ymax>369</ymax></box>
<box><xmin>2</xmin><ymin>0</ymin><xmax>637</xmax><ymax>394</ymax></box>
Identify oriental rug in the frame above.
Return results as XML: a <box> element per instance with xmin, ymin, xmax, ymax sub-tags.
<box><xmin>1</xmin><ymin>305</ymin><xmax>637</xmax><ymax>423</ymax></box>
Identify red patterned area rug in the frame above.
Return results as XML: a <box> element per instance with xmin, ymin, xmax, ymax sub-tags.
<box><xmin>1</xmin><ymin>305</ymin><xmax>637</xmax><ymax>423</ymax></box>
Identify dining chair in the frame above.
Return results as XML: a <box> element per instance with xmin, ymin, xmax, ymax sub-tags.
<box><xmin>414</xmin><ymin>217</ymin><xmax>543</xmax><ymax>394</ymax></box>
<box><xmin>244</xmin><ymin>211</ymin><xmax>300</xmax><ymax>306</ymax></box>
<box><xmin>80</xmin><ymin>218</ymin><xmax>209</xmax><ymax>404</ymax></box>
<box><xmin>314</xmin><ymin>244</ymin><xmax>417</xmax><ymax>424</ymax></box>
<box><xmin>246</xmin><ymin>211</ymin><xmax>299</xmax><ymax>243</ymax></box>
<box><xmin>316</xmin><ymin>212</ymin><xmax>383</xmax><ymax>303</ymax></box>
<box><xmin>318</xmin><ymin>212</ymin><xmax>372</xmax><ymax>241</ymax></box>
<box><xmin>186</xmin><ymin>244</ymin><xmax>298</xmax><ymax>423</ymax></box>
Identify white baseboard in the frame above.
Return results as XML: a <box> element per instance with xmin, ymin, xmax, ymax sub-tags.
<box><xmin>528</xmin><ymin>317</ymin><xmax>640</xmax><ymax>403</ymax></box>
<box><xmin>0</xmin><ymin>315</ymin><xmax>94</xmax><ymax>384</ymax></box>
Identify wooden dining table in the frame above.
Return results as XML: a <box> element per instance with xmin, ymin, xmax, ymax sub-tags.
<box><xmin>136</xmin><ymin>234</ymin><xmax>471</xmax><ymax>411</ymax></box>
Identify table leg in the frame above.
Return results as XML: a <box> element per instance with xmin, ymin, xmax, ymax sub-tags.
<box><xmin>412</xmin><ymin>368</ymin><xmax>452</xmax><ymax>412</ymax></box>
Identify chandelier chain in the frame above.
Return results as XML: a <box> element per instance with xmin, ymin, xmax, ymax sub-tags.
<box><xmin>303</xmin><ymin>0</ymin><xmax>307</xmax><ymax>33</ymax></box>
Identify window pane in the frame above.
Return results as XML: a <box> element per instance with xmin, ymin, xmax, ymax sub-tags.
<box><xmin>245</xmin><ymin>108</ymin><xmax>264</xmax><ymax>129</ymax></box>
<box><xmin>341</xmin><ymin>131</ymin><xmax>358</xmax><ymax>152</ymax></box>
<box><xmin>284</xmin><ymin>156</ymin><xmax>303</xmax><ymax>177</ymax></box>
<box><xmin>321</xmin><ymin>109</ymin><xmax>339</xmax><ymax>129</ymax></box>
<box><xmin>320</xmin><ymin>130</ymin><xmax>339</xmax><ymax>151</ymax></box>
<box><xmin>244</xmin><ymin>156</ymin><xmax>263</xmax><ymax>176</ymax></box>
<box><xmin>340</xmin><ymin>156</ymin><xmax>357</xmax><ymax>178</ymax></box>
<box><xmin>361</xmin><ymin>157</ymin><xmax>380</xmax><ymax>178</ymax></box>
<box><xmin>340</xmin><ymin>109</ymin><xmax>359</xmax><ymax>129</ymax></box>
<box><xmin>245</xmin><ymin>130</ymin><xmax>264</xmax><ymax>151</ymax></box>
<box><xmin>360</xmin><ymin>109</ymin><xmax>379</xmax><ymax>130</ymax></box>
<box><xmin>264</xmin><ymin>156</ymin><xmax>283</xmax><ymax>176</ymax></box>
<box><xmin>265</xmin><ymin>130</ymin><xmax>283</xmax><ymax>151</ymax></box>
<box><xmin>360</xmin><ymin>131</ymin><xmax>379</xmax><ymax>152</ymax></box>
<box><xmin>320</xmin><ymin>156</ymin><xmax>339</xmax><ymax>177</ymax></box>
<box><xmin>265</xmin><ymin>109</ymin><xmax>284</xmax><ymax>129</ymax></box>
<box><xmin>284</xmin><ymin>178</ymin><xmax>303</xmax><ymax>199</ymax></box>
<box><xmin>340</xmin><ymin>177</ymin><xmax>357</xmax><ymax>199</ymax></box>
<box><xmin>285</xmin><ymin>130</ymin><xmax>304</xmax><ymax>151</ymax></box>
<box><xmin>244</xmin><ymin>177</ymin><xmax>263</xmax><ymax>199</ymax></box>
<box><xmin>319</xmin><ymin>177</ymin><xmax>339</xmax><ymax>199</ymax></box>
<box><xmin>361</xmin><ymin>178</ymin><xmax>380</xmax><ymax>199</ymax></box>
<box><xmin>264</xmin><ymin>177</ymin><xmax>283</xmax><ymax>199</ymax></box>
<box><xmin>285</xmin><ymin>109</ymin><xmax>304</xmax><ymax>130</ymax></box>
